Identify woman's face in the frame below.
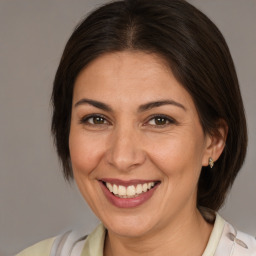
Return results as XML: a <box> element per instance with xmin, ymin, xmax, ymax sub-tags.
<box><xmin>69</xmin><ymin>51</ymin><xmax>212</xmax><ymax>238</ymax></box>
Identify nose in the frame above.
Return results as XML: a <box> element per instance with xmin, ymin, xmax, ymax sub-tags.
<box><xmin>106</xmin><ymin>125</ymin><xmax>146</xmax><ymax>172</ymax></box>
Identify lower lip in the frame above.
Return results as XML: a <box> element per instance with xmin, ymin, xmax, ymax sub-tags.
<box><xmin>99</xmin><ymin>182</ymin><xmax>159</xmax><ymax>208</ymax></box>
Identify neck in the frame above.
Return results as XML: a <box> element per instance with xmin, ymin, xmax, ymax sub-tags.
<box><xmin>104</xmin><ymin>208</ymin><xmax>213</xmax><ymax>256</ymax></box>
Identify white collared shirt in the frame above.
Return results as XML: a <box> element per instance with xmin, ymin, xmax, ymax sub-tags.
<box><xmin>16</xmin><ymin>213</ymin><xmax>256</xmax><ymax>256</ymax></box>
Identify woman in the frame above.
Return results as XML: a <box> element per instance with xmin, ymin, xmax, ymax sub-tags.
<box><xmin>17</xmin><ymin>0</ymin><xmax>255</xmax><ymax>255</ymax></box>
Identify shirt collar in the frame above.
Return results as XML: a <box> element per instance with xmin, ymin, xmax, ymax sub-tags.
<box><xmin>81</xmin><ymin>211</ymin><xmax>226</xmax><ymax>256</ymax></box>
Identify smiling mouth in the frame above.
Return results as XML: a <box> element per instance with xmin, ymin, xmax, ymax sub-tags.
<box><xmin>101</xmin><ymin>181</ymin><xmax>160</xmax><ymax>198</ymax></box>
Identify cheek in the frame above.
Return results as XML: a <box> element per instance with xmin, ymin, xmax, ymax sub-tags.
<box><xmin>69</xmin><ymin>128</ymin><xmax>106</xmax><ymax>211</ymax></box>
<box><xmin>146</xmin><ymin>130</ymin><xmax>206</xmax><ymax>178</ymax></box>
<box><xmin>69</xmin><ymin>129</ymin><xmax>105</xmax><ymax>176</ymax></box>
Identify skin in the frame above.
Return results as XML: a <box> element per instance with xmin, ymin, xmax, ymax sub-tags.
<box><xmin>69</xmin><ymin>51</ymin><xmax>226</xmax><ymax>256</ymax></box>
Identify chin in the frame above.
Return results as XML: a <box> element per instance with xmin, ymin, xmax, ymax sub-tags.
<box><xmin>102</xmin><ymin>213</ymin><xmax>156</xmax><ymax>238</ymax></box>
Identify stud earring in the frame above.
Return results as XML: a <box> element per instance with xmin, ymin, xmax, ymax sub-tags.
<box><xmin>209</xmin><ymin>157</ymin><xmax>214</xmax><ymax>168</ymax></box>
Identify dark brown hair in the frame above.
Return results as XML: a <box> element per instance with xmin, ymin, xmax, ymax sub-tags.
<box><xmin>51</xmin><ymin>0</ymin><xmax>247</xmax><ymax>210</ymax></box>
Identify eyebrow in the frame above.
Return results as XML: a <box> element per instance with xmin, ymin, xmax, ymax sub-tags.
<box><xmin>74</xmin><ymin>98</ymin><xmax>186</xmax><ymax>112</ymax></box>
<box><xmin>138</xmin><ymin>100</ymin><xmax>186</xmax><ymax>112</ymax></box>
<box><xmin>74</xmin><ymin>98</ymin><xmax>113</xmax><ymax>112</ymax></box>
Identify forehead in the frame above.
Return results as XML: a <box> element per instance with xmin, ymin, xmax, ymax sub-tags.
<box><xmin>76</xmin><ymin>51</ymin><xmax>170</xmax><ymax>84</ymax></box>
<box><xmin>73</xmin><ymin>51</ymin><xmax>194</xmax><ymax>110</ymax></box>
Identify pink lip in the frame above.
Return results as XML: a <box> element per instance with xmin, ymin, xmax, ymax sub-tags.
<box><xmin>99</xmin><ymin>180</ymin><xmax>160</xmax><ymax>208</ymax></box>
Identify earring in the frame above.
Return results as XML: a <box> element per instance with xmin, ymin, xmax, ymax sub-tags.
<box><xmin>209</xmin><ymin>157</ymin><xmax>214</xmax><ymax>168</ymax></box>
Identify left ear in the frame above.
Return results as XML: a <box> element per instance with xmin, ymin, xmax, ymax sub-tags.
<box><xmin>202</xmin><ymin>119</ymin><xmax>228</xmax><ymax>167</ymax></box>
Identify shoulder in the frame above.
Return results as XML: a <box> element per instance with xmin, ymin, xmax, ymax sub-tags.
<box><xmin>201</xmin><ymin>209</ymin><xmax>256</xmax><ymax>256</ymax></box>
<box><xmin>16</xmin><ymin>237</ymin><xmax>55</xmax><ymax>256</ymax></box>
<box><xmin>216</xmin><ymin>219</ymin><xmax>256</xmax><ymax>256</ymax></box>
<box><xmin>15</xmin><ymin>227</ymin><xmax>95</xmax><ymax>256</ymax></box>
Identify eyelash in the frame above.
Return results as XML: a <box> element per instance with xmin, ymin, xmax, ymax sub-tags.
<box><xmin>79</xmin><ymin>114</ymin><xmax>176</xmax><ymax>128</ymax></box>
<box><xmin>79</xmin><ymin>114</ymin><xmax>111</xmax><ymax>126</ymax></box>
<box><xmin>145</xmin><ymin>114</ymin><xmax>176</xmax><ymax>128</ymax></box>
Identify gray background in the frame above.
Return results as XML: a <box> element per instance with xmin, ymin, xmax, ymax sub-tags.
<box><xmin>0</xmin><ymin>0</ymin><xmax>255</xmax><ymax>255</ymax></box>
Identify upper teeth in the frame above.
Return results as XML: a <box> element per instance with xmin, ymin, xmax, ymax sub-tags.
<box><xmin>106</xmin><ymin>182</ymin><xmax>155</xmax><ymax>198</ymax></box>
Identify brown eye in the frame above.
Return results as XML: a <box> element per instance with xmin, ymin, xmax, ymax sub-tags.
<box><xmin>154</xmin><ymin>117</ymin><xmax>168</xmax><ymax>125</ymax></box>
<box><xmin>91</xmin><ymin>116</ymin><xmax>105</xmax><ymax>124</ymax></box>
<box><xmin>147</xmin><ymin>115</ymin><xmax>175</xmax><ymax>127</ymax></box>
<box><xmin>80</xmin><ymin>115</ymin><xmax>109</xmax><ymax>125</ymax></box>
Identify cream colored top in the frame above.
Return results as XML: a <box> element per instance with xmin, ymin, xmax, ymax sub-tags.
<box><xmin>16</xmin><ymin>213</ymin><xmax>256</xmax><ymax>256</ymax></box>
